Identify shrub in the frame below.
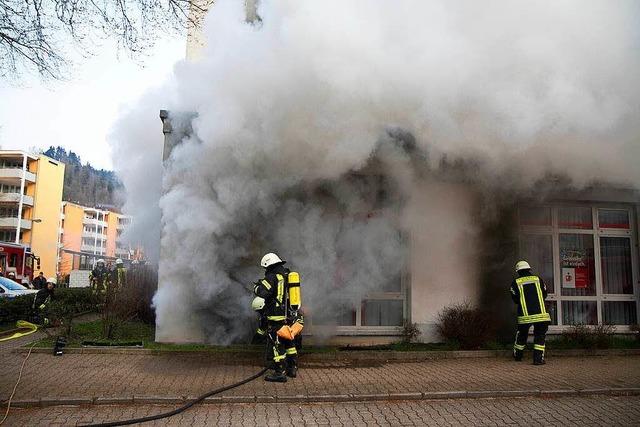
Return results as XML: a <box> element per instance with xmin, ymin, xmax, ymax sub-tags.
<box><xmin>48</xmin><ymin>288</ymin><xmax>100</xmax><ymax>335</ymax></box>
<box><xmin>436</xmin><ymin>302</ymin><xmax>496</xmax><ymax>350</ymax></box>
<box><xmin>0</xmin><ymin>294</ymin><xmax>35</xmax><ymax>324</ymax></box>
<box><xmin>560</xmin><ymin>323</ymin><xmax>615</xmax><ymax>349</ymax></box>
<box><xmin>401</xmin><ymin>321</ymin><xmax>421</xmax><ymax>344</ymax></box>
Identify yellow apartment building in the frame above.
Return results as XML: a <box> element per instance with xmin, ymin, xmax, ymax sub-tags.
<box><xmin>58</xmin><ymin>202</ymin><xmax>134</xmax><ymax>276</ymax></box>
<box><xmin>0</xmin><ymin>150</ymin><xmax>65</xmax><ymax>279</ymax></box>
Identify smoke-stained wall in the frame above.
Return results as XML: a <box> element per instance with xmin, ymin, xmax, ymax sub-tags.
<box><xmin>110</xmin><ymin>0</ymin><xmax>640</xmax><ymax>344</ymax></box>
<box><xmin>406</xmin><ymin>180</ymin><xmax>480</xmax><ymax>341</ymax></box>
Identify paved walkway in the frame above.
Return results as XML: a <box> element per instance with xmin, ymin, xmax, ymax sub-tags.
<box><xmin>6</xmin><ymin>395</ymin><xmax>640</xmax><ymax>426</ymax></box>
<box><xmin>1</xmin><ymin>330</ymin><xmax>639</xmax><ymax>403</ymax></box>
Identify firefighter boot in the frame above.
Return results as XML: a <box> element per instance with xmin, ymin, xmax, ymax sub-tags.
<box><xmin>533</xmin><ymin>349</ymin><xmax>545</xmax><ymax>365</ymax></box>
<box><xmin>264</xmin><ymin>363</ymin><xmax>287</xmax><ymax>383</ymax></box>
<box><xmin>513</xmin><ymin>349</ymin><xmax>523</xmax><ymax>362</ymax></box>
<box><xmin>285</xmin><ymin>355</ymin><xmax>298</xmax><ymax>378</ymax></box>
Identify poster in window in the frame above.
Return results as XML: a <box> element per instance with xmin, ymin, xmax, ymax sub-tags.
<box><xmin>561</xmin><ymin>249</ymin><xmax>588</xmax><ymax>289</ymax></box>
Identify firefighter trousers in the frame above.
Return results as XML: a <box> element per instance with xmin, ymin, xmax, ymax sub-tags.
<box><xmin>267</xmin><ymin>320</ymin><xmax>298</xmax><ymax>373</ymax></box>
<box><xmin>514</xmin><ymin>321</ymin><xmax>549</xmax><ymax>362</ymax></box>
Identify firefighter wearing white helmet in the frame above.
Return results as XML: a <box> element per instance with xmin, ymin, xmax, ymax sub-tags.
<box><xmin>510</xmin><ymin>260</ymin><xmax>550</xmax><ymax>365</ymax></box>
<box><xmin>251</xmin><ymin>296</ymin><xmax>268</xmax><ymax>345</ymax></box>
<box><xmin>253</xmin><ymin>252</ymin><xmax>303</xmax><ymax>382</ymax></box>
<box><xmin>111</xmin><ymin>258</ymin><xmax>126</xmax><ymax>291</ymax></box>
<box><xmin>32</xmin><ymin>277</ymin><xmax>56</xmax><ymax>325</ymax></box>
<box><xmin>90</xmin><ymin>258</ymin><xmax>109</xmax><ymax>297</ymax></box>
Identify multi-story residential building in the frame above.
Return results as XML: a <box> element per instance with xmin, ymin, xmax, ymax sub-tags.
<box><xmin>0</xmin><ymin>151</ymin><xmax>65</xmax><ymax>278</ymax></box>
<box><xmin>58</xmin><ymin>202</ymin><xmax>135</xmax><ymax>276</ymax></box>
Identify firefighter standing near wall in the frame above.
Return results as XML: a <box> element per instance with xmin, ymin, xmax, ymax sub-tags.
<box><xmin>90</xmin><ymin>259</ymin><xmax>110</xmax><ymax>298</ymax></box>
<box><xmin>510</xmin><ymin>260</ymin><xmax>551</xmax><ymax>365</ymax></box>
<box><xmin>253</xmin><ymin>252</ymin><xmax>303</xmax><ymax>382</ymax></box>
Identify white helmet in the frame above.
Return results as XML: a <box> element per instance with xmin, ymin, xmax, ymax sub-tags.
<box><xmin>97</xmin><ymin>259</ymin><xmax>105</xmax><ymax>265</ymax></box>
<box><xmin>47</xmin><ymin>277</ymin><xmax>57</xmax><ymax>285</ymax></box>
<box><xmin>131</xmin><ymin>260</ymin><xmax>139</xmax><ymax>265</ymax></box>
<box><xmin>515</xmin><ymin>260</ymin><xmax>531</xmax><ymax>272</ymax></box>
<box><xmin>116</xmin><ymin>258</ymin><xmax>123</xmax><ymax>265</ymax></box>
<box><xmin>251</xmin><ymin>296</ymin><xmax>265</xmax><ymax>311</ymax></box>
<box><xmin>260</xmin><ymin>252</ymin><xmax>284</xmax><ymax>268</ymax></box>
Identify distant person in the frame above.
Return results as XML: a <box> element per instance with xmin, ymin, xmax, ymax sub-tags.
<box><xmin>32</xmin><ymin>272</ymin><xmax>47</xmax><ymax>290</ymax></box>
<box><xmin>510</xmin><ymin>260</ymin><xmax>551</xmax><ymax>365</ymax></box>
<box><xmin>90</xmin><ymin>259</ymin><xmax>109</xmax><ymax>296</ymax></box>
<box><xmin>111</xmin><ymin>258</ymin><xmax>126</xmax><ymax>290</ymax></box>
<box><xmin>33</xmin><ymin>278</ymin><xmax>56</xmax><ymax>325</ymax></box>
<box><xmin>7</xmin><ymin>272</ymin><xmax>17</xmax><ymax>283</ymax></box>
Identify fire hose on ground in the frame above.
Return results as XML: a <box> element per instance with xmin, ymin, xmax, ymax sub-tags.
<box><xmin>80</xmin><ymin>366</ymin><xmax>269</xmax><ymax>427</ymax></box>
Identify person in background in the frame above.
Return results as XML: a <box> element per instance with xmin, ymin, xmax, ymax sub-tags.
<box><xmin>111</xmin><ymin>258</ymin><xmax>126</xmax><ymax>291</ymax></box>
<box><xmin>32</xmin><ymin>272</ymin><xmax>47</xmax><ymax>290</ymax></box>
<box><xmin>33</xmin><ymin>277</ymin><xmax>56</xmax><ymax>325</ymax></box>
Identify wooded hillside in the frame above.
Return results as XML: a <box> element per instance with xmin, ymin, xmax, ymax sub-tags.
<box><xmin>43</xmin><ymin>146</ymin><xmax>123</xmax><ymax>208</ymax></box>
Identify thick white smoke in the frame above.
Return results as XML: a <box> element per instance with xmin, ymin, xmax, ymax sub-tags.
<box><xmin>111</xmin><ymin>0</ymin><xmax>640</xmax><ymax>343</ymax></box>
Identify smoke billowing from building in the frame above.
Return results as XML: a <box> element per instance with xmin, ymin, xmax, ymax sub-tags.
<box><xmin>110</xmin><ymin>0</ymin><xmax>640</xmax><ymax>343</ymax></box>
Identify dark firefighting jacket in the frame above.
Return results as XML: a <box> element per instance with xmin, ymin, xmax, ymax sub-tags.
<box><xmin>253</xmin><ymin>263</ymin><xmax>302</xmax><ymax>325</ymax></box>
<box><xmin>510</xmin><ymin>272</ymin><xmax>550</xmax><ymax>324</ymax></box>
<box><xmin>254</xmin><ymin>264</ymin><xmax>290</xmax><ymax>322</ymax></box>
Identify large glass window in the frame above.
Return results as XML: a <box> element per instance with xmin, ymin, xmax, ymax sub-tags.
<box><xmin>520</xmin><ymin>234</ymin><xmax>554</xmax><ymax>293</ymax></box>
<box><xmin>603</xmin><ymin>302</ymin><xmax>637</xmax><ymax>325</ymax></box>
<box><xmin>520</xmin><ymin>205</ymin><xmax>638</xmax><ymax>327</ymax></box>
<box><xmin>362</xmin><ymin>300</ymin><xmax>403</xmax><ymax>326</ymax></box>
<box><xmin>562</xmin><ymin>301</ymin><xmax>598</xmax><ymax>325</ymax></box>
<box><xmin>600</xmin><ymin>237</ymin><xmax>633</xmax><ymax>294</ymax></box>
<box><xmin>558</xmin><ymin>207</ymin><xmax>593</xmax><ymax>229</ymax></box>
<box><xmin>598</xmin><ymin>209</ymin><xmax>630</xmax><ymax>229</ymax></box>
<box><xmin>520</xmin><ymin>207</ymin><xmax>552</xmax><ymax>227</ymax></box>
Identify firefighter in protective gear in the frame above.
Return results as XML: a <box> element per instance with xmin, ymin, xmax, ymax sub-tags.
<box><xmin>111</xmin><ymin>259</ymin><xmax>126</xmax><ymax>291</ymax></box>
<box><xmin>510</xmin><ymin>260</ymin><xmax>551</xmax><ymax>365</ymax></box>
<box><xmin>32</xmin><ymin>278</ymin><xmax>55</xmax><ymax>325</ymax></box>
<box><xmin>251</xmin><ymin>296</ymin><xmax>268</xmax><ymax>344</ymax></box>
<box><xmin>253</xmin><ymin>252</ymin><xmax>303</xmax><ymax>382</ymax></box>
<box><xmin>90</xmin><ymin>259</ymin><xmax>109</xmax><ymax>297</ymax></box>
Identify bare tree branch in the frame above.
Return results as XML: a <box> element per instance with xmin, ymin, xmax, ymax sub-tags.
<box><xmin>0</xmin><ymin>0</ymin><xmax>215</xmax><ymax>81</ymax></box>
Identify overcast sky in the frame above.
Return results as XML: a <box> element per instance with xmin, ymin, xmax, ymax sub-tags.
<box><xmin>0</xmin><ymin>36</ymin><xmax>186</xmax><ymax>170</ymax></box>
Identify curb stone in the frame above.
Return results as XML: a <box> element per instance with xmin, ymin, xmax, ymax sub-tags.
<box><xmin>4</xmin><ymin>387</ymin><xmax>640</xmax><ymax>408</ymax></box>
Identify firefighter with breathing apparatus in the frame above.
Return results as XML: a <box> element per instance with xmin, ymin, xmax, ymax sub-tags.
<box><xmin>252</xmin><ymin>252</ymin><xmax>303</xmax><ymax>382</ymax></box>
<box><xmin>90</xmin><ymin>259</ymin><xmax>109</xmax><ymax>297</ymax></box>
<box><xmin>510</xmin><ymin>260</ymin><xmax>551</xmax><ymax>365</ymax></box>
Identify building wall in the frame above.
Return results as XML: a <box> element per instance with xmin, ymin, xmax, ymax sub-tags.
<box><xmin>30</xmin><ymin>156</ymin><xmax>65</xmax><ymax>277</ymax></box>
<box><xmin>58</xmin><ymin>202</ymin><xmax>84</xmax><ymax>276</ymax></box>
<box><xmin>405</xmin><ymin>180</ymin><xmax>480</xmax><ymax>342</ymax></box>
<box><xmin>105</xmin><ymin>212</ymin><xmax>118</xmax><ymax>257</ymax></box>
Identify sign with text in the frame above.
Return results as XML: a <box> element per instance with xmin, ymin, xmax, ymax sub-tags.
<box><xmin>561</xmin><ymin>249</ymin><xmax>588</xmax><ymax>289</ymax></box>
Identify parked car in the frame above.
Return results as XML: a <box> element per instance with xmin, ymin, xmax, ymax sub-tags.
<box><xmin>0</xmin><ymin>277</ymin><xmax>38</xmax><ymax>299</ymax></box>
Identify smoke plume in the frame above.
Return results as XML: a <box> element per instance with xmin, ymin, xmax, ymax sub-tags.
<box><xmin>111</xmin><ymin>0</ymin><xmax>640</xmax><ymax>343</ymax></box>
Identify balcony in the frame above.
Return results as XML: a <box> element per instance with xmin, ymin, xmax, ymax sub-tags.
<box><xmin>80</xmin><ymin>244</ymin><xmax>105</xmax><ymax>254</ymax></box>
<box><xmin>0</xmin><ymin>193</ymin><xmax>34</xmax><ymax>206</ymax></box>
<box><xmin>82</xmin><ymin>231</ymin><xmax>107</xmax><ymax>241</ymax></box>
<box><xmin>0</xmin><ymin>217</ymin><xmax>32</xmax><ymax>229</ymax></box>
<box><xmin>0</xmin><ymin>168</ymin><xmax>36</xmax><ymax>183</ymax></box>
<box><xmin>83</xmin><ymin>217</ymin><xmax>108</xmax><ymax>228</ymax></box>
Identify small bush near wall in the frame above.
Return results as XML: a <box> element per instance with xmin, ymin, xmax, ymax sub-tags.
<box><xmin>560</xmin><ymin>323</ymin><xmax>616</xmax><ymax>349</ymax></box>
<box><xmin>436</xmin><ymin>302</ymin><xmax>496</xmax><ymax>350</ymax></box>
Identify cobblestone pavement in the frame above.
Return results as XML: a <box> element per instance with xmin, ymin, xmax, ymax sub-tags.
<box><xmin>6</xmin><ymin>395</ymin><xmax>640</xmax><ymax>426</ymax></box>
<box><xmin>1</xmin><ymin>344</ymin><xmax>638</xmax><ymax>401</ymax></box>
